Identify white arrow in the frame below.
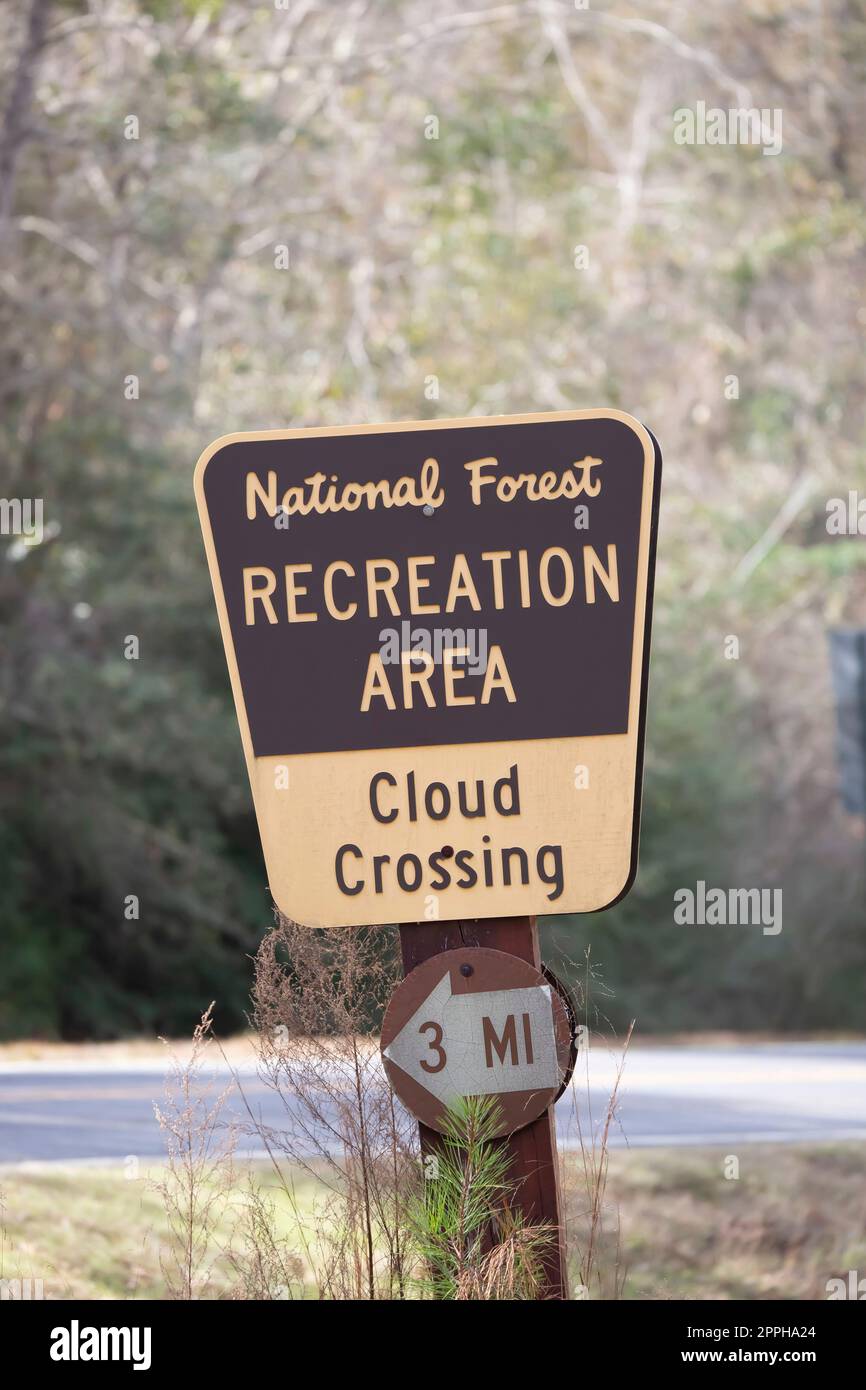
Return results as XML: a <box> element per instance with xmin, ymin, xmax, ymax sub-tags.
<box><xmin>383</xmin><ymin>971</ymin><xmax>560</xmax><ymax>1107</ymax></box>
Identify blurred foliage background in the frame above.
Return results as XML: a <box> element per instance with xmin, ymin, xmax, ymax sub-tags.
<box><xmin>1</xmin><ymin>0</ymin><xmax>865</xmax><ymax>1038</ymax></box>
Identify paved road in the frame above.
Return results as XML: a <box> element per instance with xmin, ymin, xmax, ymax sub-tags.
<box><xmin>1</xmin><ymin>1043</ymin><xmax>865</xmax><ymax>1165</ymax></box>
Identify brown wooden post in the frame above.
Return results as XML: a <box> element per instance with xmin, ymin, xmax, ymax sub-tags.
<box><xmin>398</xmin><ymin>915</ymin><xmax>568</xmax><ymax>1300</ymax></box>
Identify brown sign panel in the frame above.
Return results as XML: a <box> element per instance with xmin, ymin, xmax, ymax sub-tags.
<box><xmin>380</xmin><ymin>947</ymin><xmax>573</xmax><ymax>1136</ymax></box>
<box><xmin>195</xmin><ymin>410</ymin><xmax>660</xmax><ymax>927</ymax></box>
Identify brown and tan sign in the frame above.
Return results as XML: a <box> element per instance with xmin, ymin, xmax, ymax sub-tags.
<box><xmin>380</xmin><ymin>947</ymin><xmax>573</xmax><ymax>1136</ymax></box>
<box><xmin>195</xmin><ymin>410</ymin><xmax>660</xmax><ymax>926</ymax></box>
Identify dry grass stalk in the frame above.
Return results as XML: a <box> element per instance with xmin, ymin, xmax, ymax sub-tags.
<box><xmin>223</xmin><ymin>1175</ymin><xmax>307</xmax><ymax>1300</ymax></box>
<box><xmin>250</xmin><ymin>915</ymin><xmax>420</xmax><ymax>1299</ymax></box>
<box><xmin>556</xmin><ymin>948</ymin><xmax>631</xmax><ymax>1298</ymax></box>
<box><xmin>153</xmin><ymin>1003</ymin><xmax>238</xmax><ymax>1299</ymax></box>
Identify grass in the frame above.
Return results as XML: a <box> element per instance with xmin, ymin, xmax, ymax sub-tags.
<box><xmin>564</xmin><ymin>1143</ymin><xmax>866</xmax><ymax>1301</ymax></box>
<box><xmin>2</xmin><ymin>1144</ymin><xmax>864</xmax><ymax>1300</ymax></box>
<box><xmin>0</xmin><ymin>1164</ymin><xmax>324</xmax><ymax>1300</ymax></box>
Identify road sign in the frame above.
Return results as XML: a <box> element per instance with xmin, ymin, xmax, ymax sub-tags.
<box><xmin>380</xmin><ymin>945</ymin><xmax>573</xmax><ymax>1135</ymax></box>
<box><xmin>195</xmin><ymin>409</ymin><xmax>660</xmax><ymax>926</ymax></box>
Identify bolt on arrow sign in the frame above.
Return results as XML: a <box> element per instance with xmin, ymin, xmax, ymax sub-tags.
<box><xmin>381</xmin><ymin>946</ymin><xmax>573</xmax><ymax>1136</ymax></box>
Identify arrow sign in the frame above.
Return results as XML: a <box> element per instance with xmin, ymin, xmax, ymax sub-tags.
<box><xmin>383</xmin><ymin>968</ymin><xmax>560</xmax><ymax>1107</ymax></box>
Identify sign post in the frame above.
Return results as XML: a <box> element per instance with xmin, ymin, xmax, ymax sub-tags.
<box><xmin>195</xmin><ymin>409</ymin><xmax>661</xmax><ymax>1301</ymax></box>
<box><xmin>396</xmin><ymin>915</ymin><xmax>571</xmax><ymax>1298</ymax></box>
